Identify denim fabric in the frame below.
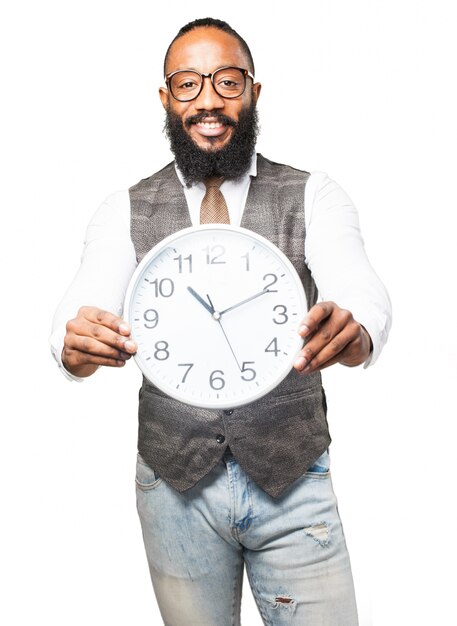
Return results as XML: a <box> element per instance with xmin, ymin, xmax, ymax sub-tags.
<box><xmin>136</xmin><ymin>452</ymin><xmax>358</xmax><ymax>626</ymax></box>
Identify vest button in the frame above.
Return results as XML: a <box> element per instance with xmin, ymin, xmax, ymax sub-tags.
<box><xmin>216</xmin><ymin>434</ymin><xmax>226</xmax><ymax>444</ymax></box>
<box><xmin>224</xmin><ymin>410</ymin><xmax>234</xmax><ymax>416</ymax></box>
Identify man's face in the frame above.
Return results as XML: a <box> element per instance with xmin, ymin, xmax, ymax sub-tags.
<box><xmin>159</xmin><ymin>27</ymin><xmax>261</xmax><ymax>153</ymax></box>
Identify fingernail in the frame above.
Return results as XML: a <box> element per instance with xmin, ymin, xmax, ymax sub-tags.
<box><xmin>119</xmin><ymin>323</ymin><xmax>130</xmax><ymax>334</ymax></box>
<box><xmin>298</xmin><ymin>324</ymin><xmax>310</xmax><ymax>336</ymax></box>
<box><xmin>124</xmin><ymin>340</ymin><xmax>136</xmax><ymax>352</ymax></box>
<box><xmin>294</xmin><ymin>356</ymin><xmax>307</xmax><ymax>369</ymax></box>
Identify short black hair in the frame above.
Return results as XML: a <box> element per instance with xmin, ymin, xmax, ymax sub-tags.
<box><xmin>163</xmin><ymin>18</ymin><xmax>255</xmax><ymax>77</ymax></box>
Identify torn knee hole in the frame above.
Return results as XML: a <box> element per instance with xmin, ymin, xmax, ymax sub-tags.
<box><xmin>304</xmin><ymin>522</ymin><xmax>329</xmax><ymax>546</ymax></box>
<box><xmin>273</xmin><ymin>595</ymin><xmax>295</xmax><ymax>609</ymax></box>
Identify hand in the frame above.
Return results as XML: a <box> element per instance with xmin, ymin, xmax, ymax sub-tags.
<box><xmin>293</xmin><ymin>301</ymin><xmax>372</xmax><ymax>374</ymax></box>
<box><xmin>62</xmin><ymin>306</ymin><xmax>137</xmax><ymax>377</ymax></box>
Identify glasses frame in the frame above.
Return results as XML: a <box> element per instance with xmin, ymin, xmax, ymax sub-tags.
<box><xmin>165</xmin><ymin>66</ymin><xmax>255</xmax><ymax>102</ymax></box>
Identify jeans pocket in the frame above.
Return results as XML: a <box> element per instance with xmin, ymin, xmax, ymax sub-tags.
<box><xmin>305</xmin><ymin>450</ymin><xmax>331</xmax><ymax>477</ymax></box>
<box><xmin>135</xmin><ymin>454</ymin><xmax>162</xmax><ymax>490</ymax></box>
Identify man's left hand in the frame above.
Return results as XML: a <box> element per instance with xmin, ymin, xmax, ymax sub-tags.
<box><xmin>293</xmin><ymin>301</ymin><xmax>372</xmax><ymax>374</ymax></box>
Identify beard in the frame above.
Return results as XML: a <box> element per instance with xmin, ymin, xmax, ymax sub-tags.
<box><xmin>164</xmin><ymin>103</ymin><xmax>259</xmax><ymax>187</ymax></box>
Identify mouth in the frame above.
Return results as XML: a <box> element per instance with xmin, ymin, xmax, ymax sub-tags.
<box><xmin>186</xmin><ymin>114</ymin><xmax>236</xmax><ymax>140</ymax></box>
<box><xmin>194</xmin><ymin>120</ymin><xmax>227</xmax><ymax>137</ymax></box>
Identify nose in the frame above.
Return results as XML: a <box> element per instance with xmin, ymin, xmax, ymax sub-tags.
<box><xmin>194</xmin><ymin>75</ymin><xmax>225</xmax><ymax>110</ymax></box>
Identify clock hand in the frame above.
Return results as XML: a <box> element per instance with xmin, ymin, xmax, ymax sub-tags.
<box><xmin>187</xmin><ymin>286</ymin><xmax>215</xmax><ymax>315</ymax></box>
<box><xmin>219</xmin><ymin>289</ymin><xmax>272</xmax><ymax>317</ymax></box>
<box><xmin>207</xmin><ymin>294</ymin><xmax>242</xmax><ymax>371</ymax></box>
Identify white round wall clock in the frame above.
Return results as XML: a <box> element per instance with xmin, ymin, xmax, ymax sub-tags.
<box><xmin>124</xmin><ymin>225</ymin><xmax>307</xmax><ymax>409</ymax></box>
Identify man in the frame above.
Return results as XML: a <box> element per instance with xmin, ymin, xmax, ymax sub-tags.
<box><xmin>51</xmin><ymin>17</ymin><xmax>391</xmax><ymax>625</ymax></box>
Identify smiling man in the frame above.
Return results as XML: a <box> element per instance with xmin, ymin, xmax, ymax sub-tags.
<box><xmin>51</xmin><ymin>17</ymin><xmax>391</xmax><ymax>626</ymax></box>
<box><xmin>161</xmin><ymin>26</ymin><xmax>261</xmax><ymax>185</ymax></box>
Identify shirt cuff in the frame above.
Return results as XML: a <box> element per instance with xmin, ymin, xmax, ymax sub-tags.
<box><xmin>358</xmin><ymin>313</ymin><xmax>390</xmax><ymax>368</ymax></box>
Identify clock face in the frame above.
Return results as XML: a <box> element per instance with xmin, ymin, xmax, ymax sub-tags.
<box><xmin>124</xmin><ymin>225</ymin><xmax>307</xmax><ymax>409</ymax></box>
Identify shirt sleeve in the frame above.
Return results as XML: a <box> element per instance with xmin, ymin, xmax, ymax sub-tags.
<box><xmin>304</xmin><ymin>172</ymin><xmax>392</xmax><ymax>367</ymax></box>
<box><xmin>49</xmin><ymin>190</ymin><xmax>138</xmax><ymax>381</ymax></box>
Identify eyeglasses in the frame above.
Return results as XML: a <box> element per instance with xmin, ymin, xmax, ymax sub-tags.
<box><xmin>165</xmin><ymin>66</ymin><xmax>255</xmax><ymax>102</ymax></box>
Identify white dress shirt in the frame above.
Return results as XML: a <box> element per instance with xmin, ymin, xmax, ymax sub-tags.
<box><xmin>50</xmin><ymin>155</ymin><xmax>392</xmax><ymax>381</ymax></box>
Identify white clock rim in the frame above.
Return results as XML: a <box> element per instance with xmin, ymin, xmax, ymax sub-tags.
<box><xmin>124</xmin><ymin>224</ymin><xmax>308</xmax><ymax>410</ymax></box>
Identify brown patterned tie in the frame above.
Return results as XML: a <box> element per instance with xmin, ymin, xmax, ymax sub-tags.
<box><xmin>200</xmin><ymin>177</ymin><xmax>230</xmax><ymax>224</ymax></box>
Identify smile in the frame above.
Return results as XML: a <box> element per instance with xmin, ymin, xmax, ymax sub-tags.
<box><xmin>199</xmin><ymin>121</ymin><xmax>223</xmax><ymax>129</ymax></box>
<box><xmin>192</xmin><ymin>119</ymin><xmax>230</xmax><ymax>137</ymax></box>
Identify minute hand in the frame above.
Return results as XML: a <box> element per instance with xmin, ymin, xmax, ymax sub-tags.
<box><xmin>220</xmin><ymin>289</ymin><xmax>272</xmax><ymax>316</ymax></box>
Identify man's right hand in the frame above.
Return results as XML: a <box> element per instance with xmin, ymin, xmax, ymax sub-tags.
<box><xmin>62</xmin><ymin>306</ymin><xmax>137</xmax><ymax>378</ymax></box>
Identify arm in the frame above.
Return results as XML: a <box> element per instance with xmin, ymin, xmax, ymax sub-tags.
<box><xmin>49</xmin><ymin>190</ymin><xmax>138</xmax><ymax>379</ymax></box>
<box><xmin>293</xmin><ymin>172</ymin><xmax>392</xmax><ymax>374</ymax></box>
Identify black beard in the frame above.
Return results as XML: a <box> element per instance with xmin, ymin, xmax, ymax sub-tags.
<box><xmin>164</xmin><ymin>104</ymin><xmax>259</xmax><ymax>187</ymax></box>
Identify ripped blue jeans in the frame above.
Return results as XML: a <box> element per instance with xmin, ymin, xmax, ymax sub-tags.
<box><xmin>136</xmin><ymin>450</ymin><xmax>358</xmax><ymax>626</ymax></box>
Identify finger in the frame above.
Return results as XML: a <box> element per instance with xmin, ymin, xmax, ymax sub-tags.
<box><xmin>66</xmin><ymin>317</ymin><xmax>137</xmax><ymax>354</ymax></box>
<box><xmin>77</xmin><ymin>306</ymin><xmax>131</xmax><ymax>336</ymax></box>
<box><xmin>62</xmin><ymin>345</ymin><xmax>131</xmax><ymax>369</ymax></box>
<box><xmin>298</xmin><ymin>301</ymin><xmax>335</xmax><ymax>338</ymax></box>
<box><xmin>294</xmin><ymin>309</ymin><xmax>360</xmax><ymax>370</ymax></box>
<box><xmin>66</xmin><ymin>333</ymin><xmax>137</xmax><ymax>357</ymax></box>
<box><xmin>294</xmin><ymin>329</ymin><xmax>356</xmax><ymax>373</ymax></box>
<box><xmin>64</xmin><ymin>332</ymin><xmax>135</xmax><ymax>361</ymax></box>
<box><xmin>296</xmin><ymin>310</ymin><xmax>354</xmax><ymax>368</ymax></box>
<box><xmin>312</xmin><ymin>334</ymin><xmax>367</xmax><ymax>371</ymax></box>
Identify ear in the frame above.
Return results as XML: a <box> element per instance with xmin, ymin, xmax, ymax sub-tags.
<box><xmin>159</xmin><ymin>86</ymin><xmax>169</xmax><ymax>110</ymax></box>
<box><xmin>252</xmin><ymin>82</ymin><xmax>262</xmax><ymax>104</ymax></box>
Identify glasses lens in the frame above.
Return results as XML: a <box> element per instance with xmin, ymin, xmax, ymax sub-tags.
<box><xmin>169</xmin><ymin>71</ymin><xmax>202</xmax><ymax>101</ymax></box>
<box><xmin>213</xmin><ymin>68</ymin><xmax>246</xmax><ymax>98</ymax></box>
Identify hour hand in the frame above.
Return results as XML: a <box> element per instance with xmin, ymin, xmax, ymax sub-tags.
<box><xmin>187</xmin><ymin>286</ymin><xmax>215</xmax><ymax>315</ymax></box>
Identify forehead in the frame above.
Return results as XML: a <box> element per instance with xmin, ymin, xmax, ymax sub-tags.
<box><xmin>166</xmin><ymin>27</ymin><xmax>249</xmax><ymax>74</ymax></box>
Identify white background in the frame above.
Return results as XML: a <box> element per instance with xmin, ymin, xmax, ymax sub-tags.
<box><xmin>1</xmin><ymin>1</ymin><xmax>456</xmax><ymax>624</ymax></box>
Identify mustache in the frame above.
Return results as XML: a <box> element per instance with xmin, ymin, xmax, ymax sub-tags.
<box><xmin>184</xmin><ymin>112</ymin><xmax>237</xmax><ymax>129</ymax></box>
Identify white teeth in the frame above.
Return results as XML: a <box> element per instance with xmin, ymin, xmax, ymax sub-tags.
<box><xmin>200</xmin><ymin>122</ymin><xmax>222</xmax><ymax>128</ymax></box>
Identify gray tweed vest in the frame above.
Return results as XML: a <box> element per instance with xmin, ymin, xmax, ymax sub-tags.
<box><xmin>129</xmin><ymin>154</ymin><xmax>331</xmax><ymax>497</ymax></box>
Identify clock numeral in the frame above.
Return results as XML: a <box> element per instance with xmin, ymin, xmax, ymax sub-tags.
<box><xmin>263</xmin><ymin>273</ymin><xmax>278</xmax><ymax>292</ymax></box>
<box><xmin>150</xmin><ymin>278</ymin><xmax>174</xmax><ymax>298</ymax></box>
<box><xmin>265</xmin><ymin>337</ymin><xmax>280</xmax><ymax>357</ymax></box>
<box><xmin>143</xmin><ymin>308</ymin><xmax>159</xmax><ymax>329</ymax></box>
<box><xmin>178</xmin><ymin>363</ymin><xmax>194</xmax><ymax>383</ymax></box>
<box><xmin>241</xmin><ymin>251</ymin><xmax>250</xmax><ymax>271</ymax></box>
<box><xmin>272</xmin><ymin>305</ymin><xmax>288</xmax><ymax>325</ymax></box>
<box><xmin>203</xmin><ymin>245</ymin><xmax>226</xmax><ymax>264</ymax></box>
<box><xmin>154</xmin><ymin>341</ymin><xmax>170</xmax><ymax>360</ymax></box>
<box><xmin>209</xmin><ymin>370</ymin><xmax>225</xmax><ymax>390</ymax></box>
<box><xmin>173</xmin><ymin>254</ymin><xmax>193</xmax><ymax>273</ymax></box>
<box><xmin>241</xmin><ymin>361</ymin><xmax>256</xmax><ymax>382</ymax></box>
